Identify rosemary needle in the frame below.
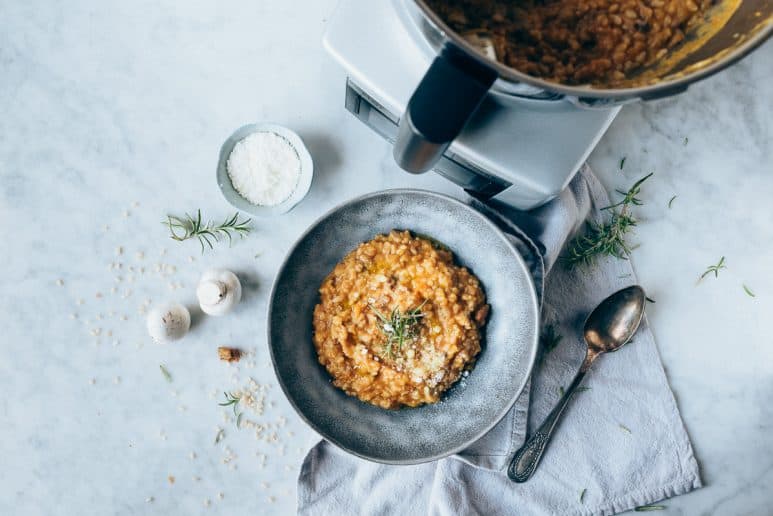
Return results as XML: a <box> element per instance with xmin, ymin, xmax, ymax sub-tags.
<box><xmin>743</xmin><ymin>284</ymin><xmax>755</xmax><ymax>297</ymax></box>
<box><xmin>159</xmin><ymin>364</ymin><xmax>172</xmax><ymax>382</ymax></box>
<box><xmin>668</xmin><ymin>195</ymin><xmax>677</xmax><ymax>209</ymax></box>
<box><xmin>580</xmin><ymin>488</ymin><xmax>587</xmax><ymax>503</ymax></box>
<box><xmin>635</xmin><ymin>505</ymin><xmax>666</xmax><ymax>512</ymax></box>
<box><xmin>619</xmin><ymin>157</ymin><xmax>626</xmax><ymax>170</ymax></box>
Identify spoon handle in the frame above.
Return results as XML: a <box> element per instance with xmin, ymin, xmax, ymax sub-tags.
<box><xmin>507</xmin><ymin>369</ymin><xmax>587</xmax><ymax>483</ymax></box>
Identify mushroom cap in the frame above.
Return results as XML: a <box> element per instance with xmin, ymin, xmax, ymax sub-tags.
<box><xmin>147</xmin><ymin>302</ymin><xmax>191</xmax><ymax>342</ymax></box>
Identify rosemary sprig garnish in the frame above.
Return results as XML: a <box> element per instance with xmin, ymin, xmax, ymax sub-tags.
<box><xmin>564</xmin><ymin>173</ymin><xmax>652</xmax><ymax>268</ymax></box>
<box><xmin>159</xmin><ymin>364</ymin><xmax>172</xmax><ymax>382</ymax></box>
<box><xmin>370</xmin><ymin>301</ymin><xmax>427</xmax><ymax>358</ymax></box>
<box><xmin>699</xmin><ymin>256</ymin><xmax>726</xmax><ymax>281</ymax></box>
<box><xmin>165</xmin><ymin>210</ymin><xmax>252</xmax><ymax>253</ymax></box>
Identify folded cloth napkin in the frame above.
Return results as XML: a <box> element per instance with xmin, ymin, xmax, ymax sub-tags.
<box><xmin>297</xmin><ymin>166</ymin><xmax>701</xmax><ymax>516</ymax></box>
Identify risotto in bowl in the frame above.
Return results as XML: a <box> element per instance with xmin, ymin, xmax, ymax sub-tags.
<box><xmin>268</xmin><ymin>190</ymin><xmax>538</xmax><ymax>464</ymax></box>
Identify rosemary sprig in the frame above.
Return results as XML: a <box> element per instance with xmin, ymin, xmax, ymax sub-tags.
<box><xmin>159</xmin><ymin>364</ymin><xmax>173</xmax><ymax>383</ymax></box>
<box><xmin>370</xmin><ymin>301</ymin><xmax>427</xmax><ymax>358</ymax></box>
<box><xmin>165</xmin><ymin>210</ymin><xmax>252</xmax><ymax>253</ymax></box>
<box><xmin>602</xmin><ymin>173</ymin><xmax>653</xmax><ymax>211</ymax></box>
<box><xmin>219</xmin><ymin>391</ymin><xmax>241</xmax><ymax>415</ymax></box>
<box><xmin>564</xmin><ymin>173</ymin><xmax>652</xmax><ymax>268</ymax></box>
<box><xmin>699</xmin><ymin>256</ymin><xmax>726</xmax><ymax>281</ymax></box>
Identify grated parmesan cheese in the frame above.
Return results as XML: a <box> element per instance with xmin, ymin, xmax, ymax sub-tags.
<box><xmin>226</xmin><ymin>131</ymin><xmax>301</xmax><ymax>207</ymax></box>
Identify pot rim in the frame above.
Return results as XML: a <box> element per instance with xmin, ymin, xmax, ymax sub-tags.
<box><xmin>412</xmin><ymin>0</ymin><xmax>773</xmax><ymax>100</ymax></box>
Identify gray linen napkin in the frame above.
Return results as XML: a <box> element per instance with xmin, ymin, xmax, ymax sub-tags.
<box><xmin>297</xmin><ymin>166</ymin><xmax>701</xmax><ymax>515</ymax></box>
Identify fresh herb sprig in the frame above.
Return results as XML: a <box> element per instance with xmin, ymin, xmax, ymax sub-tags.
<box><xmin>166</xmin><ymin>210</ymin><xmax>252</xmax><ymax>253</ymax></box>
<box><xmin>699</xmin><ymin>256</ymin><xmax>726</xmax><ymax>281</ymax></box>
<box><xmin>370</xmin><ymin>301</ymin><xmax>427</xmax><ymax>358</ymax></box>
<box><xmin>218</xmin><ymin>391</ymin><xmax>244</xmax><ymax>428</ymax></box>
<box><xmin>564</xmin><ymin>173</ymin><xmax>652</xmax><ymax>268</ymax></box>
<box><xmin>219</xmin><ymin>391</ymin><xmax>241</xmax><ymax>414</ymax></box>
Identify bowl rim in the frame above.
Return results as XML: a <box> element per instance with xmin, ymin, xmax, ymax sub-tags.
<box><xmin>266</xmin><ymin>188</ymin><xmax>540</xmax><ymax>464</ymax></box>
<box><xmin>216</xmin><ymin>123</ymin><xmax>314</xmax><ymax>217</ymax></box>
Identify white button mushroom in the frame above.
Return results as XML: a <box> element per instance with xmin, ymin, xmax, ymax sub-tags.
<box><xmin>196</xmin><ymin>269</ymin><xmax>242</xmax><ymax>316</ymax></box>
<box><xmin>146</xmin><ymin>302</ymin><xmax>191</xmax><ymax>342</ymax></box>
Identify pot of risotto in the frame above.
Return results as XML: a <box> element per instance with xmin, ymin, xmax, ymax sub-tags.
<box><xmin>392</xmin><ymin>0</ymin><xmax>772</xmax><ymax>172</ymax></box>
<box><xmin>268</xmin><ymin>190</ymin><xmax>539</xmax><ymax>463</ymax></box>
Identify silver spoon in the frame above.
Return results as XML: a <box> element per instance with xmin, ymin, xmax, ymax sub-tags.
<box><xmin>507</xmin><ymin>285</ymin><xmax>647</xmax><ymax>483</ymax></box>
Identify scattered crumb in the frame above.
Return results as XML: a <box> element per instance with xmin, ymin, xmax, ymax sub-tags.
<box><xmin>268</xmin><ymin>496</ymin><xmax>275</xmax><ymax>503</ymax></box>
<box><xmin>189</xmin><ymin>452</ymin><xmax>197</xmax><ymax>460</ymax></box>
<box><xmin>76</xmin><ymin>298</ymin><xmax>85</xmax><ymax>305</ymax></box>
<box><xmin>132</xmin><ymin>201</ymin><xmax>140</xmax><ymax>208</ymax></box>
<box><xmin>145</xmin><ymin>496</ymin><xmax>154</xmax><ymax>503</ymax></box>
<box><xmin>168</xmin><ymin>475</ymin><xmax>175</xmax><ymax>485</ymax></box>
<box><xmin>56</xmin><ymin>279</ymin><xmax>64</xmax><ymax>286</ymax></box>
<box><xmin>192</xmin><ymin>476</ymin><xmax>201</xmax><ymax>482</ymax></box>
<box><xmin>188</xmin><ymin>256</ymin><xmax>195</xmax><ymax>263</ymax></box>
<box><xmin>113</xmin><ymin>376</ymin><xmax>121</xmax><ymax>385</ymax></box>
<box><xmin>95</xmin><ymin>292</ymin><xmax>103</xmax><ymax>299</ymax></box>
<box><xmin>203</xmin><ymin>499</ymin><xmax>211</xmax><ymax>508</ymax></box>
<box><xmin>217</xmin><ymin>492</ymin><xmax>224</xmax><ymax>500</ymax></box>
<box><xmin>89</xmin><ymin>378</ymin><xmax>96</xmax><ymax>385</ymax></box>
<box><xmin>70</xmin><ymin>313</ymin><xmax>78</xmax><ymax>320</ymax></box>
<box><xmin>116</xmin><ymin>246</ymin><xmax>123</xmax><ymax>256</ymax></box>
<box><xmin>123</xmin><ymin>210</ymin><xmax>130</xmax><ymax>218</ymax></box>
<box><xmin>218</xmin><ymin>347</ymin><xmax>242</xmax><ymax>363</ymax></box>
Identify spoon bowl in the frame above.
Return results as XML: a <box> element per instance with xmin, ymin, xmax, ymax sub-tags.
<box><xmin>582</xmin><ymin>285</ymin><xmax>647</xmax><ymax>367</ymax></box>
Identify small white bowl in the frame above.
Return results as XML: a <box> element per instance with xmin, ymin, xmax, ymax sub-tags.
<box><xmin>217</xmin><ymin>123</ymin><xmax>313</xmax><ymax>217</ymax></box>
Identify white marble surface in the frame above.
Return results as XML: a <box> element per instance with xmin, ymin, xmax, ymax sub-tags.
<box><xmin>1</xmin><ymin>1</ymin><xmax>771</xmax><ymax>514</ymax></box>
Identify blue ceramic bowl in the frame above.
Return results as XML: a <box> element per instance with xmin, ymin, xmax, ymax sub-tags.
<box><xmin>268</xmin><ymin>189</ymin><xmax>539</xmax><ymax>464</ymax></box>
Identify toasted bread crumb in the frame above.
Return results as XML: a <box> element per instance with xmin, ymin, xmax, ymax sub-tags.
<box><xmin>218</xmin><ymin>347</ymin><xmax>242</xmax><ymax>363</ymax></box>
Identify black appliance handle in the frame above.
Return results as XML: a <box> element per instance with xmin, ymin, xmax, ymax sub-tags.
<box><xmin>393</xmin><ymin>48</ymin><xmax>498</xmax><ymax>174</ymax></box>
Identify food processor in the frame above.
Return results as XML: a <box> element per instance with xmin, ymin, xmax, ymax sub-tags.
<box><xmin>323</xmin><ymin>0</ymin><xmax>772</xmax><ymax>209</ymax></box>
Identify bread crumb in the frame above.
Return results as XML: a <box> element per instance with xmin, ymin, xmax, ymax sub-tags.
<box><xmin>218</xmin><ymin>347</ymin><xmax>242</xmax><ymax>363</ymax></box>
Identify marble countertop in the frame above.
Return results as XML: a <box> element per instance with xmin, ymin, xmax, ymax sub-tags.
<box><xmin>1</xmin><ymin>1</ymin><xmax>771</xmax><ymax>514</ymax></box>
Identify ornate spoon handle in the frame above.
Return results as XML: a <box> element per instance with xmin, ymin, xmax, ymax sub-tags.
<box><xmin>507</xmin><ymin>369</ymin><xmax>587</xmax><ymax>483</ymax></box>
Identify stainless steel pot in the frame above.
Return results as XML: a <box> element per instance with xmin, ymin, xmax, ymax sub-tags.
<box><xmin>394</xmin><ymin>0</ymin><xmax>773</xmax><ymax>173</ymax></box>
